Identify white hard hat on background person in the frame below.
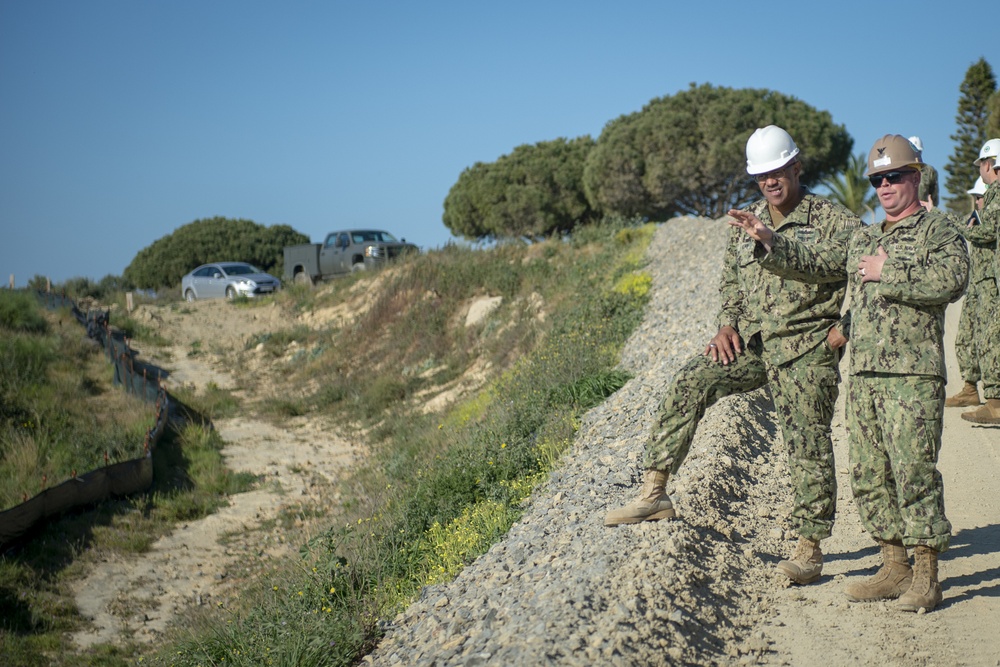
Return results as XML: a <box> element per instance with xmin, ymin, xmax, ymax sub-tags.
<box><xmin>968</xmin><ymin>176</ymin><xmax>987</xmax><ymax>196</ymax></box>
<box><xmin>908</xmin><ymin>136</ymin><xmax>923</xmax><ymax>154</ymax></box>
<box><xmin>973</xmin><ymin>138</ymin><xmax>1000</xmax><ymax>165</ymax></box>
<box><xmin>746</xmin><ymin>126</ymin><xmax>800</xmax><ymax>175</ymax></box>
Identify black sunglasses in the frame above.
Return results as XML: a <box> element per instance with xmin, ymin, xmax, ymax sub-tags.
<box><xmin>868</xmin><ymin>169</ymin><xmax>916</xmax><ymax>188</ymax></box>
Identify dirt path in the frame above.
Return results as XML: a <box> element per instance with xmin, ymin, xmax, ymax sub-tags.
<box><xmin>66</xmin><ymin>291</ymin><xmax>1000</xmax><ymax>661</ymax></box>
<box><xmin>69</xmin><ymin>299</ymin><xmax>363</xmax><ymax>649</ymax></box>
<box><xmin>759</xmin><ymin>298</ymin><xmax>1000</xmax><ymax>666</ymax></box>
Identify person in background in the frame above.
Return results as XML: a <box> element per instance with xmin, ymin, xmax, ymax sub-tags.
<box><xmin>605</xmin><ymin>126</ymin><xmax>861</xmax><ymax>589</ymax></box>
<box><xmin>946</xmin><ymin>174</ymin><xmax>992</xmax><ymax>408</ymax></box>
<box><xmin>728</xmin><ymin>134</ymin><xmax>969</xmax><ymax>613</ymax></box>
<box><xmin>960</xmin><ymin>139</ymin><xmax>1000</xmax><ymax>424</ymax></box>
<box><xmin>908</xmin><ymin>136</ymin><xmax>939</xmax><ymax>210</ymax></box>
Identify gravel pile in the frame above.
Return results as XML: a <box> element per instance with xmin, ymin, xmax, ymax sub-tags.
<box><xmin>368</xmin><ymin>216</ymin><xmax>800</xmax><ymax>666</ymax></box>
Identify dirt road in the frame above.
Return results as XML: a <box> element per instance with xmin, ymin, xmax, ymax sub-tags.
<box><xmin>69</xmin><ymin>299</ymin><xmax>363</xmax><ymax>648</ymax></box>
<box><xmin>759</xmin><ymin>298</ymin><xmax>1000</xmax><ymax>666</ymax></box>
<box><xmin>67</xmin><ymin>288</ymin><xmax>1000</xmax><ymax>663</ymax></box>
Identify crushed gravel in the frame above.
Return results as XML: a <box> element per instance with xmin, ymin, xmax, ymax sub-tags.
<box><xmin>367</xmin><ymin>216</ymin><xmax>799</xmax><ymax>665</ymax></box>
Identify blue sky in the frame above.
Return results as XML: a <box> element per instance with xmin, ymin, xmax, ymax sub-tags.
<box><xmin>0</xmin><ymin>1</ymin><xmax>992</xmax><ymax>286</ymax></box>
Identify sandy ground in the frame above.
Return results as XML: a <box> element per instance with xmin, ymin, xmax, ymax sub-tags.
<box><xmin>759</xmin><ymin>297</ymin><xmax>1000</xmax><ymax>667</ymax></box>
<box><xmin>66</xmin><ymin>292</ymin><xmax>1000</xmax><ymax>663</ymax></box>
<box><xmin>69</xmin><ymin>298</ymin><xmax>365</xmax><ymax>648</ymax></box>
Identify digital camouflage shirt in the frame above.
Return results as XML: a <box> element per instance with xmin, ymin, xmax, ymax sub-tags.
<box><xmin>918</xmin><ymin>164</ymin><xmax>939</xmax><ymax>205</ymax></box>
<box><xmin>759</xmin><ymin>208</ymin><xmax>969</xmax><ymax>379</ymax></box>
<box><xmin>718</xmin><ymin>190</ymin><xmax>861</xmax><ymax>366</ymax></box>
<box><xmin>965</xmin><ymin>179</ymin><xmax>1000</xmax><ymax>288</ymax></box>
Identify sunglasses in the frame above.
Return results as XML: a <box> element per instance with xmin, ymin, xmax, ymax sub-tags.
<box><xmin>868</xmin><ymin>169</ymin><xmax>916</xmax><ymax>188</ymax></box>
<box><xmin>754</xmin><ymin>163</ymin><xmax>796</xmax><ymax>183</ymax></box>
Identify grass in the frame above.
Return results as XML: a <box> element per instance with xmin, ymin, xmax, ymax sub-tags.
<box><xmin>0</xmin><ymin>291</ymin><xmax>258</xmax><ymax>667</ymax></box>
<box><xmin>0</xmin><ymin>293</ymin><xmax>158</xmax><ymax>511</ymax></box>
<box><xmin>0</xmin><ymin>217</ymin><xmax>657</xmax><ymax>666</ymax></box>
<box><xmin>146</xmin><ymin>217</ymin><xmax>655</xmax><ymax>666</ymax></box>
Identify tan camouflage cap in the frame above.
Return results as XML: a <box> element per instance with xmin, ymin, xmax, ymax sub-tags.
<box><xmin>865</xmin><ymin>134</ymin><xmax>924</xmax><ymax>176</ymax></box>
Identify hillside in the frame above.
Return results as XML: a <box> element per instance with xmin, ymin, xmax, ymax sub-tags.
<box><xmin>48</xmin><ymin>218</ymin><xmax>1000</xmax><ymax>664</ymax></box>
<box><xmin>369</xmin><ymin>217</ymin><xmax>1000</xmax><ymax>665</ymax></box>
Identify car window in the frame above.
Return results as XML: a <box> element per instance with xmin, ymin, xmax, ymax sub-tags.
<box><xmin>338</xmin><ymin>233</ymin><xmax>350</xmax><ymax>247</ymax></box>
<box><xmin>375</xmin><ymin>231</ymin><xmax>397</xmax><ymax>242</ymax></box>
<box><xmin>193</xmin><ymin>266</ymin><xmax>213</xmax><ymax>278</ymax></box>
<box><xmin>223</xmin><ymin>264</ymin><xmax>255</xmax><ymax>276</ymax></box>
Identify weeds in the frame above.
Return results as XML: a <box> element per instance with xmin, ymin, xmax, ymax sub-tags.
<box><xmin>150</xmin><ymin>218</ymin><xmax>655</xmax><ymax>666</ymax></box>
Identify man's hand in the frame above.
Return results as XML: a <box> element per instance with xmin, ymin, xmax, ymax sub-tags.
<box><xmin>827</xmin><ymin>326</ymin><xmax>848</xmax><ymax>350</ymax></box>
<box><xmin>857</xmin><ymin>246</ymin><xmax>888</xmax><ymax>283</ymax></box>
<box><xmin>727</xmin><ymin>209</ymin><xmax>773</xmax><ymax>250</ymax></box>
<box><xmin>705</xmin><ymin>325</ymin><xmax>742</xmax><ymax>365</ymax></box>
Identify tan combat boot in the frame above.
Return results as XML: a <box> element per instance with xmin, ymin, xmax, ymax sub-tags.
<box><xmin>845</xmin><ymin>540</ymin><xmax>912</xmax><ymax>601</ymax></box>
<box><xmin>776</xmin><ymin>537</ymin><xmax>823</xmax><ymax>584</ymax></box>
<box><xmin>961</xmin><ymin>398</ymin><xmax>1000</xmax><ymax>425</ymax></box>
<box><xmin>945</xmin><ymin>381</ymin><xmax>981</xmax><ymax>407</ymax></box>
<box><xmin>898</xmin><ymin>545</ymin><xmax>942</xmax><ymax>612</ymax></box>
<box><xmin>604</xmin><ymin>469</ymin><xmax>676</xmax><ymax>526</ymax></box>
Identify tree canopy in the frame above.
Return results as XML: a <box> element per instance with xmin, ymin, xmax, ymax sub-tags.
<box><xmin>582</xmin><ymin>83</ymin><xmax>853</xmax><ymax>219</ymax></box>
<box><xmin>821</xmin><ymin>153</ymin><xmax>878</xmax><ymax>225</ymax></box>
<box><xmin>442</xmin><ymin>137</ymin><xmax>596</xmax><ymax>240</ymax></box>
<box><xmin>123</xmin><ymin>217</ymin><xmax>309</xmax><ymax>289</ymax></box>
<box><xmin>944</xmin><ymin>58</ymin><xmax>996</xmax><ymax>214</ymax></box>
<box><xmin>987</xmin><ymin>89</ymin><xmax>1000</xmax><ymax>142</ymax></box>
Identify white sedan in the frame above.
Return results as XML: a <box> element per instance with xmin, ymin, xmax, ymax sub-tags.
<box><xmin>181</xmin><ymin>262</ymin><xmax>280</xmax><ymax>301</ymax></box>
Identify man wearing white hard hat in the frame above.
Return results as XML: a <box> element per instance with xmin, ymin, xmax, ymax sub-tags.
<box><xmin>961</xmin><ymin>138</ymin><xmax>1000</xmax><ymax>424</ymax></box>
<box><xmin>907</xmin><ymin>136</ymin><xmax>939</xmax><ymax>210</ymax></box>
<box><xmin>728</xmin><ymin>134</ymin><xmax>969</xmax><ymax>612</ymax></box>
<box><xmin>946</xmin><ymin>175</ymin><xmax>993</xmax><ymax>408</ymax></box>
<box><xmin>606</xmin><ymin>125</ymin><xmax>861</xmax><ymax>589</ymax></box>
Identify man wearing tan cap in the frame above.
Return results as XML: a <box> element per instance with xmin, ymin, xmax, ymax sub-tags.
<box><xmin>728</xmin><ymin>134</ymin><xmax>970</xmax><ymax>613</ymax></box>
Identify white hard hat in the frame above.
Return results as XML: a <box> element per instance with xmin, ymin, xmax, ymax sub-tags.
<box><xmin>973</xmin><ymin>138</ymin><xmax>1000</xmax><ymax>165</ymax></box>
<box><xmin>746</xmin><ymin>125</ymin><xmax>800</xmax><ymax>175</ymax></box>
<box><xmin>968</xmin><ymin>176</ymin><xmax>987</xmax><ymax>196</ymax></box>
<box><xmin>908</xmin><ymin>136</ymin><xmax>923</xmax><ymax>153</ymax></box>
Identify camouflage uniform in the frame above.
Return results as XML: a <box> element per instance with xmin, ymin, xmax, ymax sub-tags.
<box><xmin>965</xmin><ymin>180</ymin><xmax>1000</xmax><ymax>401</ymax></box>
<box><xmin>760</xmin><ymin>208</ymin><xmax>969</xmax><ymax>552</ymax></box>
<box><xmin>646</xmin><ymin>191</ymin><xmax>860</xmax><ymax>541</ymax></box>
<box><xmin>918</xmin><ymin>164</ymin><xmax>939</xmax><ymax>206</ymax></box>
<box><xmin>952</xmin><ymin>187</ymin><xmax>999</xmax><ymax>391</ymax></box>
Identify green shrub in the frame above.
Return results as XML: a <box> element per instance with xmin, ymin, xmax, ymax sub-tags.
<box><xmin>0</xmin><ymin>290</ymin><xmax>49</xmax><ymax>334</ymax></box>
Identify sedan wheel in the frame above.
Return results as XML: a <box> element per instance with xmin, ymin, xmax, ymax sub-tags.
<box><xmin>185</xmin><ymin>289</ymin><xmax>196</xmax><ymax>302</ymax></box>
<box><xmin>226</xmin><ymin>286</ymin><xmax>237</xmax><ymax>299</ymax></box>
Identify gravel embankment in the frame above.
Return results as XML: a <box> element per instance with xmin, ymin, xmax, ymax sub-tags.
<box><xmin>368</xmin><ymin>216</ymin><xmax>799</xmax><ymax>666</ymax></box>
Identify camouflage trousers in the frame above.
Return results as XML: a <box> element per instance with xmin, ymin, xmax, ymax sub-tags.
<box><xmin>847</xmin><ymin>373</ymin><xmax>951</xmax><ymax>552</ymax></box>
<box><xmin>974</xmin><ymin>280</ymin><xmax>1000</xmax><ymax>399</ymax></box>
<box><xmin>955</xmin><ymin>279</ymin><xmax>1000</xmax><ymax>396</ymax></box>
<box><xmin>645</xmin><ymin>335</ymin><xmax>839</xmax><ymax>541</ymax></box>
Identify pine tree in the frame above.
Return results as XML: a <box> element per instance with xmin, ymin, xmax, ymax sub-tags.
<box><xmin>987</xmin><ymin>90</ymin><xmax>1000</xmax><ymax>140</ymax></box>
<box><xmin>944</xmin><ymin>58</ymin><xmax>996</xmax><ymax>214</ymax></box>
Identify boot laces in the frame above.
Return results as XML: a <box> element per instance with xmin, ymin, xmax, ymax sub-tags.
<box><xmin>792</xmin><ymin>538</ymin><xmax>817</xmax><ymax>562</ymax></box>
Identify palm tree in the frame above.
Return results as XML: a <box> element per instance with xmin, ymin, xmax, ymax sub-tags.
<box><xmin>820</xmin><ymin>153</ymin><xmax>878</xmax><ymax>224</ymax></box>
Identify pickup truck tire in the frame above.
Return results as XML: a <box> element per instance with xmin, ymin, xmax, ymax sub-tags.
<box><xmin>185</xmin><ymin>289</ymin><xmax>196</xmax><ymax>302</ymax></box>
<box><xmin>226</xmin><ymin>286</ymin><xmax>237</xmax><ymax>299</ymax></box>
<box><xmin>351</xmin><ymin>262</ymin><xmax>366</xmax><ymax>272</ymax></box>
<box><xmin>294</xmin><ymin>271</ymin><xmax>314</xmax><ymax>286</ymax></box>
